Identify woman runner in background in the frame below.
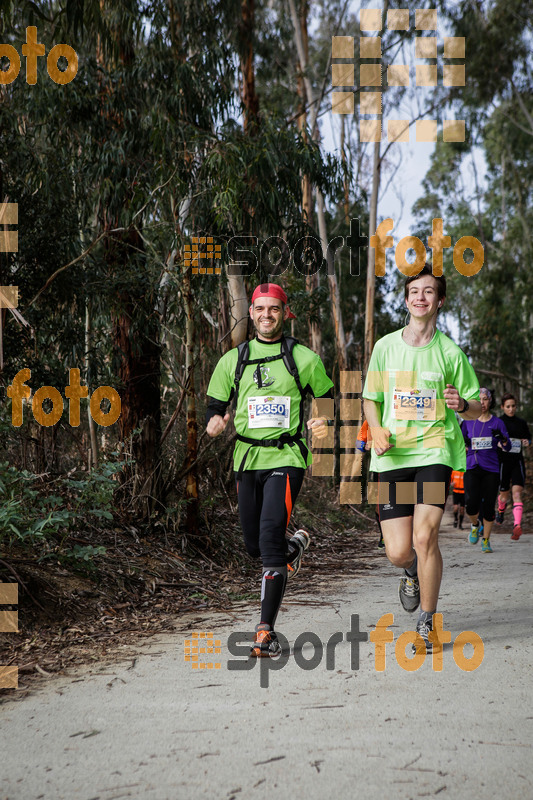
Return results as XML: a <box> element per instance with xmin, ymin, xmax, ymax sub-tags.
<box><xmin>462</xmin><ymin>389</ymin><xmax>511</xmax><ymax>553</ymax></box>
<box><xmin>496</xmin><ymin>393</ymin><xmax>531</xmax><ymax>540</ymax></box>
<box><xmin>450</xmin><ymin>470</ymin><xmax>465</xmax><ymax>529</ymax></box>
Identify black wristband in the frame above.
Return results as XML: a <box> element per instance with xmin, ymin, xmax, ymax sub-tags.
<box><xmin>460</xmin><ymin>399</ymin><xmax>469</xmax><ymax>414</ymax></box>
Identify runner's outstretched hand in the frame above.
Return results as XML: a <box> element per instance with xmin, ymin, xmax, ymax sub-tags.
<box><xmin>370</xmin><ymin>427</ymin><xmax>392</xmax><ymax>455</ymax></box>
<box><xmin>207</xmin><ymin>413</ymin><xmax>230</xmax><ymax>437</ymax></box>
<box><xmin>307</xmin><ymin>417</ymin><xmax>328</xmax><ymax>440</ymax></box>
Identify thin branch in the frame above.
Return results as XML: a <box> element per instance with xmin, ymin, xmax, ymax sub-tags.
<box><xmin>131</xmin><ymin>169</ymin><xmax>179</xmax><ymax>222</ymax></box>
<box><xmin>28</xmin><ymin>230</ymin><xmax>110</xmax><ymax>306</ymax></box>
<box><xmin>160</xmin><ymin>379</ymin><xmax>189</xmax><ymax>447</ymax></box>
<box><xmin>0</xmin><ymin>558</ymin><xmax>47</xmax><ymax>612</ymax></box>
<box><xmin>510</xmin><ymin>79</ymin><xmax>533</xmax><ymax>135</ymax></box>
<box><xmin>475</xmin><ymin>367</ymin><xmax>533</xmax><ymax>391</ymax></box>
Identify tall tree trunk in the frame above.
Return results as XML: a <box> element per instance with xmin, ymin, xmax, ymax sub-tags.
<box><xmin>97</xmin><ymin>19</ymin><xmax>163</xmax><ymax>518</ymax></box>
<box><xmin>239</xmin><ymin>0</ymin><xmax>260</xmax><ymax>134</ymax></box>
<box><xmin>227</xmin><ymin>273</ymin><xmax>250</xmax><ymax>348</ymax></box>
<box><xmin>225</xmin><ymin>0</ymin><xmax>261</xmax><ymax>351</ymax></box>
<box><xmin>340</xmin><ymin>116</ymin><xmax>350</xmax><ymax>224</ymax></box>
<box><xmin>364</xmin><ymin>0</ymin><xmax>389</xmax><ymax>372</ymax></box>
<box><xmin>295</xmin><ymin>0</ymin><xmax>321</xmax><ymax>355</ymax></box>
<box><xmin>182</xmin><ymin>261</ymin><xmax>199</xmax><ymax>535</ymax></box>
<box><xmin>364</xmin><ymin>140</ymin><xmax>381</xmax><ymax>371</ymax></box>
<box><xmin>289</xmin><ymin>0</ymin><xmax>346</xmax><ymax>369</ymax></box>
<box><xmin>110</xmin><ymin>233</ymin><xmax>162</xmax><ymax>518</ymax></box>
<box><xmin>85</xmin><ymin>299</ymin><xmax>99</xmax><ymax>469</ymax></box>
<box><xmin>297</xmin><ymin>0</ymin><xmax>313</xmax><ymax>226</ymax></box>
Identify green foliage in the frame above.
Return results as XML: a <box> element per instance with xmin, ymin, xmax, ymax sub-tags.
<box><xmin>0</xmin><ymin>461</ymin><xmax>119</xmax><ymax>561</ymax></box>
<box><xmin>413</xmin><ymin>0</ymin><xmax>533</xmax><ymax>402</ymax></box>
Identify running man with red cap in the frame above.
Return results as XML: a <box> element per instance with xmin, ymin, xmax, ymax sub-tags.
<box><xmin>206</xmin><ymin>283</ymin><xmax>333</xmax><ymax>657</ymax></box>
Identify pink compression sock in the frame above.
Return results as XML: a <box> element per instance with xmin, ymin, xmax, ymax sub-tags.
<box><xmin>498</xmin><ymin>497</ymin><xmax>507</xmax><ymax>513</ymax></box>
<box><xmin>513</xmin><ymin>503</ymin><xmax>523</xmax><ymax>527</ymax></box>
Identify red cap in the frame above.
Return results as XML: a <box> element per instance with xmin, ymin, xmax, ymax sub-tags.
<box><xmin>250</xmin><ymin>283</ymin><xmax>296</xmax><ymax>319</ymax></box>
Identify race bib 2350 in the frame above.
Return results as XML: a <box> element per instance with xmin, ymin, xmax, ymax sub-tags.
<box><xmin>248</xmin><ymin>396</ymin><xmax>291</xmax><ymax>429</ymax></box>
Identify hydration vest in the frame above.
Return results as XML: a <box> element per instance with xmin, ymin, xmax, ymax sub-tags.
<box><xmin>232</xmin><ymin>336</ymin><xmax>310</xmax><ymax>478</ymax></box>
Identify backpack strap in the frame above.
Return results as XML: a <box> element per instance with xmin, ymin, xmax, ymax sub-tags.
<box><xmin>232</xmin><ymin>339</ymin><xmax>250</xmax><ymax>408</ymax></box>
<box><xmin>280</xmin><ymin>336</ymin><xmax>305</xmax><ymax>397</ymax></box>
<box><xmin>280</xmin><ymin>336</ymin><xmax>308</xmax><ymax>430</ymax></box>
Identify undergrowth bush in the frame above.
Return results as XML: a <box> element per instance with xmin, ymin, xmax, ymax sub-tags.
<box><xmin>0</xmin><ymin>461</ymin><xmax>121</xmax><ymax>568</ymax></box>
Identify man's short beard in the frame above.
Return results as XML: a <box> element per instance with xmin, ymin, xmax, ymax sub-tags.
<box><xmin>254</xmin><ymin>319</ymin><xmax>284</xmax><ymax>339</ymax></box>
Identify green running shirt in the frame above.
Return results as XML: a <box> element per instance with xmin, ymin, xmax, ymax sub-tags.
<box><xmin>362</xmin><ymin>329</ymin><xmax>480</xmax><ymax>472</ymax></box>
<box><xmin>207</xmin><ymin>338</ymin><xmax>333</xmax><ymax>471</ymax></box>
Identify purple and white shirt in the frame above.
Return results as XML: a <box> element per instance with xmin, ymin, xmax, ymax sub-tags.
<box><xmin>462</xmin><ymin>416</ymin><xmax>511</xmax><ymax>472</ymax></box>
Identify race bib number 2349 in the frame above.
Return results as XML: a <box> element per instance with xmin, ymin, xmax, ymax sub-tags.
<box><xmin>393</xmin><ymin>388</ymin><xmax>436</xmax><ymax>421</ymax></box>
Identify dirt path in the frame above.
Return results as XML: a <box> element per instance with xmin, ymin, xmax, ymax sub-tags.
<box><xmin>2</xmin><ymin>510</ymin><xmax>532</xmax><ymax>800</ymax></box>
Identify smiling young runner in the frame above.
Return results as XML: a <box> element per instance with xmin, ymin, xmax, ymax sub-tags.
<box><xmin>496</xmin><ymin>392</ymin><xmax>531</xmax><ymax>539</ymax></box>
<box><xmin>363</xmin><ymin>265</ymin><xmax>481</xmax><ymax>654</ymax></box>
<box><xmin>206</xmin><ymin>283</ymin><xmax>333</xmax><ymax>657</ymax></box>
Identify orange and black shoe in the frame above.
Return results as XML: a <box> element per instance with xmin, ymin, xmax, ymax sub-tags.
<box><xmin>511</xmin><ymin>525</ymin><xmax>522</xmax><ymax>540</ymax></box>
<box><xmin>287</xmin><ymin>529</ymin><xmax>310</xmax><ymax>579</ymax></box>
<box><xmin>250</xmin><ymin>624</ymin><xmax>282</xmax><ymax>658</ymax></box>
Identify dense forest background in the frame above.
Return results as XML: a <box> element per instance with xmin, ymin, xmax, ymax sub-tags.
<box><xmin>0</xmin><ymin>0</ymin><xmax>531</xmax><ymax>620</ymax></box>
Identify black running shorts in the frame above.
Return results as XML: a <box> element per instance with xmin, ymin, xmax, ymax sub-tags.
<box><xmin>499</xmin><ymin>458</ymin><xmax>526</xmax><ymax>491</ymax></box>
<box><xmin>452</xmin><ymin>491</ymin><xmax>465</xmax><ymax>505</ymax></box>
<box><xmin>377</xmin><ymin>464</ymin><xmax>452</xmax><ymax>522</ymax></box>
<box><xmin>464</xmin><ymin>466</ymin><xmax>499</xmax><ymax>521</ymax></box>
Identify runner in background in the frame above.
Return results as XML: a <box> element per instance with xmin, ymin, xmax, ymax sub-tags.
<box><xmin>450</xmin><ymin>470</ymin><xmax>465</xmax><ymax>529</ymax></box>
<box><xmin>354</xmin><ymin>420</ymin><xmax>384</xmax><ymax>548</ymax></box>
<box><xmin>496</xmin><ymin>392</ymin><xmax>531</xmax><ymax>540</ymax></box>
<box><xmin>363</xmin><ymin>265</ymin><xmax>481</xmax><ymax>654</ymax></box>
<box><xmin>206</xmin><ymin>283</ymin><xmax>333</xmax><ymax>657</ymax></box>
<box><xmin>462</xmin><ymin>389</ymin><xmax>511</xmax><ymax>553</ymax></box>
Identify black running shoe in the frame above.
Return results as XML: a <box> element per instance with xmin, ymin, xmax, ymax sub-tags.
<box><xmin>250</xmin><ymin>624</ymin><xmax>282</xmax><ymax>658</ymax></box>
<box><xmin>453</xmin><ymin>519</ymin><xmax>458</xmax><ymax>528</ymax></box>
<box><xmin>287</xmin><ymin>530</ymin><xmax>310</xmax><ymax>579</ymax></box>
<box><xmin>399</xmin><ymin>574</ymin><xmax>420</xmax><ymax>613</ymax></box>
<box><xmin>496</xmin><ymin>510</ymin><xmax>505</xmax><ymax>525</ymax></box>
<box><xmin>412</xmin><ymin>615</ymin><xmax>439</xmax><ymax>655</ymax></box>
